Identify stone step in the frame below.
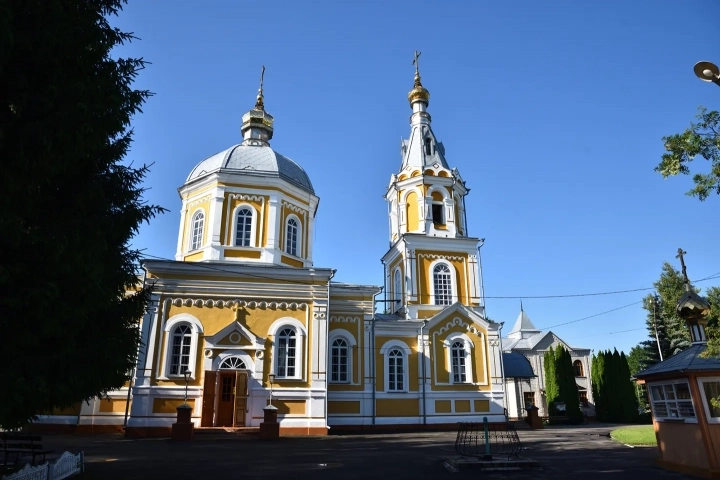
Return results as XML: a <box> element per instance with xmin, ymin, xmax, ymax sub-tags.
<box><xmin>194</xmin><ymin>427</ymin><xmax>260</xmax><ymax>436</ymax></box>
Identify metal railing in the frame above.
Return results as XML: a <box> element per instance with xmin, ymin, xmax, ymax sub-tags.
<box><xmin>455</xmin><ymin>418</ymin><xmax>522</xmax><ymax>460</ymax></box>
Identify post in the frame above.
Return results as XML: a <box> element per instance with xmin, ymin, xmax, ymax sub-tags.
<box><xmin>652</xmin><ymin>295</ymin><xmax>664</xmax><ymax>361</ymax></box>
<box><xmin>483</xmin><ymin>416</ymin><xmax>491</xmax><ymax>460</ymax></box>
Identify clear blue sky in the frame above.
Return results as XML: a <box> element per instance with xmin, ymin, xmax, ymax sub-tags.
<box><xmin>114</xmin><ymin>0</ymin><xmax>720</xmax><ymax>356</ymax></box>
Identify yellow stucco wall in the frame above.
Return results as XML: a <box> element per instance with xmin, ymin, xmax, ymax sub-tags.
<box><xmin>428</xmin><ymin>315</ymin><xmax>490</xmax><ymax>392</ymax></box>
<box><xmin>98</xmin><ymin>398</ymin><xmax>129</xmax><ymax>413</ymax></box>
<box><xmin>221</xmin><ymin>195</ymin><xmax>266</xmax><ymax>247</ymax></box>
<box><xmin>406</xmin><ymin>191</ymin><xmax>419</xmax><ymax>232</ymax></box>
<box><xmin>416</xmin><ymin>250</ymin><xmax>469</xmax><ymax>305</ymax></box>
<box><xmin>376</xmin><ymin>399</ymin><xmax>419</xmax><ymax>417</ymax></box>
<box><xmin>328</xmin><ymin>401</ymin><xmax>361</xmax><ymax>414</ymax></box>
<box><xmin>224</xmin><ymin>249</ymin><xmax>262</xmax><ymax>260</ymax></box>
<box><xmin>152</xmin><ymin>398</ymin><xmax>196</xmax><ymax>414</ymax></box>
<box><xmin>275</xmin><ymin>400</ymin><xmax>306</xmax><ymax>415</ymax></box>
<box><xmin>435</xmin><ymin>400</ymin><xmax>451</xmax><ymax>413</ymax></box>
<box><xmin>375</xmin><ymin>335</ymin><xmax>419</xmax><ymax>392</ymax></box>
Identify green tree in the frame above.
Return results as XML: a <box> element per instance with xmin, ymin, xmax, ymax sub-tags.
<box><xmin>656</xmin><ymin>106</ymin><xmax>720</xmax><ymax>201</ymax></box>
<box><xmin>703</xmin><ymin>287</ymin><xmax>720</xmax><ymax>358</ymax></box>
<box><xmin>544</xmin><ymin>347</ymin><xmax>559</xmax><ymax>414</ymax></box>
<box><xmin>641</xmin><ymin>294</ymin><xmax>672</xmax><ymax>363</ymax></box>
<box><xmin>591</xmin><ymin>352</ymin><xmax>605</xmax><ymax>421</ymax></box>
<box><xmin>627</xmin><ymin>345</ymin><xmax>651</xmax><ymax>411</ymax></box>
<box><xmin>0</xmin><ymin>0</ymin><xmax>164</xmax><ymax>429</ymax></box>
<box><xmin>619</xmin><ymin>352</ymin><xmax>639</xmax><ymax>423</ymax></box>
<box><xmin>555</xmin><ymin>346</ymin><xmax>582</xmax><ymax>421</ymax></box>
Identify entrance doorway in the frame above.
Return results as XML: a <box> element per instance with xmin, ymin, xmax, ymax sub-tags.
<box><xmin>200</xmin><ymin>365</ymin><xmax>249</xmax><ymax>427</ymax></box>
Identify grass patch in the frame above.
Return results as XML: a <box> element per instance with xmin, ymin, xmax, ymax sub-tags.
<box><xmin>610</xmin><ymin>425</ymin><xmax>657</xmax><ymax>446</ymax></box>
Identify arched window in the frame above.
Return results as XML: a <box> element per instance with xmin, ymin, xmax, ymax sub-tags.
<box><xmin>190</xmin><ymin>211</ymin><xmax>204</xmax><ymax>251</ymax></box>
<box><xmin>388</xmin><ymin>349</ymin><xmax>405</xmax><ymax>392</ymax></box>
<box><xmin>170</xmin><ymin>325</ymin><xmax>192</xmax><ymax>376</ymax></box>
<box><xmin>393</xmin><ymin>269</ymin><xmax>402</xmax><ymax>309</ymax></box>
<box><xmin>235</xmin><ymin>207</ymin><xmax>253</xmax><ymax>247</ymax></box>
<box><xmin>451</xmin><ymin>341</ymin><xmax>468</xmax><ymax>383</ymax></box>
<box><xmin>276</xmin><ymin>328</ymin><xmax>297</xmax><ymax>378</ymax></box>
<box><xmin>573</xmin><ymin>360</ymin><xmax>584</xmax><ymax>377</ymax></box>
<box><xmin>220</xmin><ymin>357</ymin><xmax>247</xmax><ymax>369</ymax></box>
<box><xmin>286</xmin><ymin>218</ymin><xmax>299</xmax><ymax>256</ymax></box>
<box><xmin>433</xmin><ymin>263</ymin><xmax>453</xmax><ymax>305</ymax></box>
<box><xmin>330</xmin><ymin>338</ymin><xmax>349</xmax><ymax>383</ymax></box>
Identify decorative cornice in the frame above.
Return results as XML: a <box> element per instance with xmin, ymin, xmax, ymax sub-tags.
<box><xmin>229</xmin><ymin>193</ymin><xmax>265</xmax><ymax>203</ymax></box>
<box><xmin>169</xmin><ymin>297</ymin><xmax>308</xmax><ymax>310</ymax></box>
<box><xmin>418</xmin><ymin>253</ymin><xmax>465</xmax><ymax>261</ymax></box>
<box><xmin>432</xmin><ymin>317</ymin><xmax>482</xmax><ymax>338</ymax></box>
<box><xmin>187</xmin><ymin>194</ymin><xmax>212</xmax><ymax>208</ymax></box>
<box><xmin>330</xmin><ymin>316</ymin><xmax>359</xmax><ymax>323</ymax></box>
<box><xmin>282</xmin><ymin>200</ymin><xmax>306</xmax><ymax>214</ymax></box>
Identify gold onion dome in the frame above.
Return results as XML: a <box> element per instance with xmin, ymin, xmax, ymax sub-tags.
<box><xmin>408</xmin><ymin>72</ymin><xmax>430</xmax><ymax>105</ymax></box>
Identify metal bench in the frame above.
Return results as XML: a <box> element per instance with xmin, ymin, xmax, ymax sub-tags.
<box><xmin>1</xmin><ymin>433</ymin><xmax>54</xmax><ymax>467</ymax></box>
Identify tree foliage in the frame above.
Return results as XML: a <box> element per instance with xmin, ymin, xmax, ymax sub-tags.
<box><xmin>656</xmin><ymin>106</ymin><xmax>720</xmax><ymax>201</ymax></box>
<box><xmin>702</xmin><ymin>286</ymin><xmax>720</xmax><ymax>358</ymax></box>
<box><xmin>544</xmin><ymin>345</ymin><xmax>582</xmax><ymax>421</ymax></box>
<box><xmin>627</xmin><ymin>345</ymin><xmax>651</xmax><ymax>411</ymax></box>
<box><xmin>543</xmin><ymin>347</ymin><xmax>559</xmax><ymax>414</ymax></box>
<box><xmin>0</xmin><ymin>0</ymin><xmax>164</xmax><ymax>428</ymax></box>
<box><xmin>592</xmin><ymin>350</ymin><xmax>637</xmax><ymax>423</ymax></box>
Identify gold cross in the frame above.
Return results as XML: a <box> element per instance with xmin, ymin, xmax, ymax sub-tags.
<box><xmin>259</xmin><ymin>65</ymin><xmax>265</xmax><ymax>93</ymax></box>
<box><xmin>413</xmin><ymin>50</ymin><xmax>421</xmax><ymax>75</ymax></box>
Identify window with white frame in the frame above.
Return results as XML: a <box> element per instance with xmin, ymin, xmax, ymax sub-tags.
<box><xmin>330</xmin><ymin>338</ymin><xmax>349</xmax><ymax>383</ymax></box>
<box><xmin>235</xmin><ymin>207</ymin><xmax>253</xmax><ymax>247</ymax></box>
<box><xmin>649</xmin><ymin>381</ymin><xmax>696</xmax><ymax>420</ymax></box>
<box><xmin>393</xmin><ymin>268</ymin><xmax>402</xmax><ymax>310</ymax></box>
<box><xmin>170</xmin><ymin>325</ymin><xmax>192</xmax><ymax>375</ymax></box>
<box><xmin>433</xmin><ymin>263</ymin><xmax>453</xmax><ymax>305</ymax></box>
<box><xmin>451</xmin><ymin>341</ymin><xmax>468</xmax><ymax>383</ymax></box>
<box><xmin>276</xmin><ymin>327</ymin><xmax>297</xmax><ymax>378</ymax></box>
<box><xmin>388</xmin><ymin>349</ymin><xmax>405</xmax><ymax>392</ymax></box>
<box><xmin>220</xmin><ymin>356</ymin><xmax>247</xmax><ymax>369</ymax></box>
<box><xmin>286</xmin><ymin>218</ymin><xmax>299</xmax><ymax>256</ymax></box>
<box><xmin>190</xmin><ymin>211</ymin><xmax>204</xmax><ymax>251</ymax></box>
<box><xmin>698</xmin><ymin>377</ymin><xmax>720</xmax><ymax>423</ymax></box>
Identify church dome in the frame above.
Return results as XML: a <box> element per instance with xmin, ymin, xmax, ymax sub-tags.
<box><xmin>186</xmin><ymin>144</ymin><xmax>314</xmax><ymax>194</ymax></box>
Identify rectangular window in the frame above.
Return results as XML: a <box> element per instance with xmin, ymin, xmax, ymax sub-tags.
<box><xmin>432</xmin><ymin>204</ymin><xmax>444</xmax><ymax>225</ymax></box>
<box><xmin>579</xmin><ymin>391</ymin><xmax>589</xmax><ymax>407</ymax></box>
<box><xmin>649</xmin><ymin>381</ymin><xmax>696</xmax><ymax>421</ymax></box>
<box><xmin>524</xmin><ymin>392</ymin><xmax>535</xmax><ymax>408</ymax></box>
<box><xmin>698</xmin><ymin>378</ymin><xmax>720</xmax><ymax>423</ymax></box>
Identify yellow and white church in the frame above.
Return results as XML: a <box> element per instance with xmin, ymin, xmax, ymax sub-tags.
<box><xmin>37</xmin><ymin>60</ymin><xmax>507</xmax><ymax>436</ymax></box>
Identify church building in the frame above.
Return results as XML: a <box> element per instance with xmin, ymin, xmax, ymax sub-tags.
<box><xmin>33</xmin><ymin>57</ymin><xmax>506</xmax><ymax>436</ymax></box>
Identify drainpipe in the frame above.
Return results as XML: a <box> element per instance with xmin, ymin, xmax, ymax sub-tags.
<box><xmin>326</xmin><ymin>268</ymin><xmax>336</xmax><ymax>432</ymax></box>
<box><xmin>124</xmin><ymin>264</ymin><xmax>148</xmax><ymax>428</ymax></box>
<box><xmin>498</xmin><ymin>322</ymin><xmax>507</xmax><ymax>421</ymax></box>
<box><xmin>371</xmin><ymin>287</ymin><xmax>383</xmax><ymax>427</ymax></box>
<box><xmin>420</xmin><ymin>319</ymin><xmax>428</xmax><ymax>425</ymax></box>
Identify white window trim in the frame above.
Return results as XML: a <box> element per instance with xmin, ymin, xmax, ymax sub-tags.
<box><xmin>647</xmin><ymin>379</ymin><xmax>698</xmax><ymax>423</ymax></box>
<box><xmin>697</xmin><ymin>376</ymin><xmax>720</xmax><ymax>424</ymax></box>
<box><xmin>380</xmin><ymin>339</ymin><xmax>411</xmax><ymax>393</ymax></box>
<box><xmin>444</xmin><ymin>332</ymin><xmax>474</xmax><ymax>385</ymax></box>
<box><xmin>284</xmin><ymin>214</ymin><xmax>302</xmax><ymax>257</ymax></box>
<box><xmin>232</xmin><ymin>204</ymin><xmax>257</xmax><ymax>248</ymax></box>
<box><xmin>160</xmin><ymin>314</ymin><xmax>204</xmax><ymax>380</ymax></box>
<box><xmin>213</xmin><ymin>351</ymin><xmax>254</xmax><ymax>372</ymax></box>
<box><xmin>328</xmin><ymin>329</ymin><xmax>357</xmax><ymax>384</ymax></box>
<box><xmin>188</xmin><ymin>208</ymin><xmax>205</xmax><ymax>252</ymax></box>
<box><xmin>428</xmin><ymin>258</ymin><xmax>458</xmax><ymax>306</ymax></box>
<box><xmin>268</xmin><ymin>318</ymin><xmax>307</xmax><ymax>381</ymax></box>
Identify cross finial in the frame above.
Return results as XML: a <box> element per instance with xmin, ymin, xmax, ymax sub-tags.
<box><xmin>255</xmin><ymin>65</ymin><xmax>266</xmax><ymax>110</ymax></box>
<box><xmin>413</xmin><ymin>50</ymin><xmax>421</xmax><ymax>76</ymax></box>
<box><xmin>676</xmin><ymin>247</ymin><xmax>689</xmax><ymax>285</ymax></box>
<box><xmin>520</xmin><ymin>299</ymin><xmax>524</xmax><ymax>312</ymax></box>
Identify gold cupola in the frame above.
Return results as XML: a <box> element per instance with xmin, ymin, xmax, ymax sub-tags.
<box><xmin>408</xmin><ymin>51</ymin><xmax>430</xmax><ymax>106</ymax></box>
<box><xmin>241</xmin><ymin>65</ymin><xmax>274</xmax><ymax>145</ymax></box>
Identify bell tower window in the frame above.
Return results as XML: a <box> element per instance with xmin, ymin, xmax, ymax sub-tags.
<box><xmin>433</xmin><ymin>263</ymin><xmax>453</xmax><ymax>305</ymax></box>
<box><xmin>424</xmin><ymin>137</ymin><xmax>432</xmax><ymax>155</ymax></box>
<box><xmin>285</xmin><ymin>217</ymin><xmax>300</xmax><ymax>257</ymax></box>
<box><xmin>235</xmin><ymin>208</ymin><xmax>253</xmax><ymax>247</ymax></box>
<box><xmin>432</xmin><ymin>203</ymin><xmax>444</xmax><ymax>225</ymax></box>
<box><xmin>190</xmin><ymin>210</ymin><xmax>204</xmax><ymax>251</ymax></box>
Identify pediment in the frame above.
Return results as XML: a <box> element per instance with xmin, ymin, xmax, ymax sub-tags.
<box><xmin>425</xmin><ymin>302</ymin><xmax>493</xmax><ymax>334</ymax></box>
<box><xmin>204</xmin><ymin>321</ymin><xmax>265</xmax><ymax>349</ymax></box>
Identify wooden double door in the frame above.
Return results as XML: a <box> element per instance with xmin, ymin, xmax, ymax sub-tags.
<box><xmin>201</xmin><ymin>370</ymin><xmax>248</xmax><ymax>427</ymax></box>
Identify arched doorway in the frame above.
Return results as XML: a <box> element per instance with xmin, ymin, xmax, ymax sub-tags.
<box><xmin>202</xmin><ymin>354</ymin><xmax>251</xmax><ymax>427</ymax></box>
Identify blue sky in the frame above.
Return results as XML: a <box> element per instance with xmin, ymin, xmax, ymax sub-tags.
<box><xmin>114</xmin><ymin>0</ymin><xmax>720</xmax><ymax>356</ymax></box>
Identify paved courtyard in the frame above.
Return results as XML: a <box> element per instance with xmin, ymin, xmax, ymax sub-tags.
<box><xmin>37</xmin><ymin>424</ymin><xmax>694</xmax><ymax>479</ymax></box>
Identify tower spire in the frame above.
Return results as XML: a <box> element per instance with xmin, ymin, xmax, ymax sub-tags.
<box><xmin>408</xmin><ymin>51</ymin><xmax>430</xmax><ymax>107</ymax></box>
<box><xmin>255</xmin><ymin>65</ymin><xmax>266</xmax><ymax>111</ymax></box>
<box><xmin>674</xmin><ymin>247</ymin><xmax>711</xmax><ymax>344</ymax></box>
<box><xmin>241</xmin><ymin>65</ymin><xmax>274</xmax><ymax>146</ymax></box>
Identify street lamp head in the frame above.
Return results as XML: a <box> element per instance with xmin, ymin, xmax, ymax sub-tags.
<box><xmin>268</xmin><ymin>373</ymin><xmax>275</xmax><ymax>384</ymax></box>
<box><xmin>183</xmin><ymin>369</ymin><xmax>191</xmax><ymax>382</ymax></box>
<box><xmin>693</xmin><ymin>61</ymin><xmax>720</xmax><ymax>84</ymax></box>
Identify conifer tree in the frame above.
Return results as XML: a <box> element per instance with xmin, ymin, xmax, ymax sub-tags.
<box><xmin>620</xmin><ymin>352</ymin><xmax>639</xmax><ymax>422</ymax></box>
<box><xmin>543</xmin><ymin>347</ymin><xmax>559</xmax><ymax>414</ymax></box>
<box><xmin>555</xmin><ymin>346</ymin><xmax>582</xmax><ymax>421</ymax></box>
<box><xmin>591</xmin><ymin>352</ymin><xmax>605</xmax><ymax>421</ymax></box>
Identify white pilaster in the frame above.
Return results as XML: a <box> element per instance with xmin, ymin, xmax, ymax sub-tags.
<box><xmin>175</xmin><ymin>201</ymin><xmax>188</xmax><ymax>260</ymax></box>
<box><xmin>266</xmin><ymin>194</ymin><xmax>280</xmax><ymax>251</ymax></box>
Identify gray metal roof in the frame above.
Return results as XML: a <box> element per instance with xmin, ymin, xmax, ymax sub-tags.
<box><xmin>635</xmin><ymin>343</ymin><xmax>720</xmax><ymax>379</ymax></box>
<box><xmin>502</xmin><ymin>353</ymin><xmax>536</xmax><ymax>378</ymax></box>
<box><xmin>508</xmin><ymin>309</ymin><xmax>540</xmax><ymax>335</ymax></box>
<box><xmin>186</xmin><ymin>144</ymin><xmax>314</xmax><ymax>194</ymax></box>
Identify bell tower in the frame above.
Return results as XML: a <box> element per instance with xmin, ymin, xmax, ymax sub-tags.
<box><xmin>382</xmin><ymin>53</ymin><xmax>485</xmax><ymax>319</ymax></box>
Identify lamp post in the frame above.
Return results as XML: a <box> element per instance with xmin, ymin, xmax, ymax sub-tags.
<box><xmin>268</xmin><ymin>373</ymin><xmax>275</xmax><ymax>406</ymax></box>
<box><xmin>183</xmin><ymin>369</ymin><xmax>191</xmax><ymax>405</ymax></box>
<box><xmin>651</xmin><ymin>295</ymin><xmax>664</xmax><ymax>362</ymax></box>
<box><xmin>693</xmin><ymin>61</ymin><xmax>720</xmax><ymax>87</ymax></box>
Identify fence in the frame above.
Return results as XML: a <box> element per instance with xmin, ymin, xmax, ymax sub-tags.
<box><xmin>1</xmin><ymin>452</ymin><xmax>84</xmax><ymax>480</ymax></box>
<box><xmin>455</xmin><ymin>418</ymin><xmax>522</xmax><ymax>460</ymax></box>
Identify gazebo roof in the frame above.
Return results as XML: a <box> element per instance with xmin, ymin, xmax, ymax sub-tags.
<box><xmin>634</xmin><ymin>344</ymin><xmax>720</xmax><ymax>379</ymax></box>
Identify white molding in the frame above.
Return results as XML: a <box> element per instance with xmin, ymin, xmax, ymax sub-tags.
<box><xmin>697</xmin><ymin>377</ymin><xmax>720</xmax><ymax>424</ymax></box>
<box><xmin>213</xmin><ymin>350</ymin><xmax>255</xmax><ymax>371</ymax></box>
<box><xmin>444</xmin><ymin>332</ymin><xmax>475</xmax><ymax>385</ymax></box>
<box><xmin>379</xmin><ymin>339</ymin><xmax>411</xmax><ymax>393</ymax></box>
<box><xmin>159</xmin><ymin>313</ymin><xmax>203</xmax><ymax>380</ymax></box>
<box><xmin>647</xmin><ymin>379</ymin><xmax>699</xmax><ymax>424</ymax></box>
<box><xmin>328</xmin><ymin>328</ymin><xmax>357</xmax><ymax>385</ymax></box>
<box><xmin>268</xmin><ymin>317</ymin><xmax>307</xmax><ymax>381</ymax></box>
<box><xmin>187</xmin><ymin>208</ymin><xmax>206</xmax><ymax>252</ymax></box>
<box><xmin>284</xmin><ymin>213</ymin><xmax>303</xmax><ymax>257</ymax></box>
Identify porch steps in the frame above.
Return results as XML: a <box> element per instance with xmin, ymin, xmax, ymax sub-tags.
<box><xmin>194</xmin><ymin>427</ymin><xmax>259</xmax><ymax>439</ymax></box>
